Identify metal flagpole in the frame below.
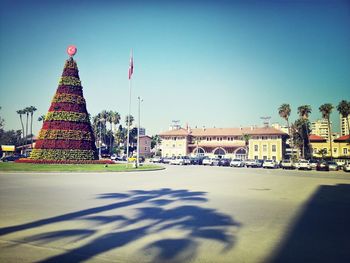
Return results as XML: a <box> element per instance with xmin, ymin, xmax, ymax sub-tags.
<box><xmin>126</xmin><ymin>49</ymin><xmax>133</xmax><ymax>167</ymax></box>
<box><xmin>126</xmin><ymin>79</ymin><xmax>131</xmax><ymax>167</ymax></box>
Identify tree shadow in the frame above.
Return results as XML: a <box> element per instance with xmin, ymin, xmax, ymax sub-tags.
<box><xmin>267</xmin><ymin>184</ymin><xmax>350</xmax><ymax>263</ymax></box>
<box><xmin>0</xmin><ymin>188</ymin><xmax>240</xmax><ymax>262</ymax></box>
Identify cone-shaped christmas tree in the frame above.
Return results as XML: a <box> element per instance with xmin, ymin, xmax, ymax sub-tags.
<box><xmin>29</xmin><ymin>47</ymin><xmax>98</xmax><ymax>163</ymax></box>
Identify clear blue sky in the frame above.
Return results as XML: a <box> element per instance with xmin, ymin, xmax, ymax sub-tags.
<box><xmin>1</xmin><ymin>0</ymin><xmax>349</xmax><ymax>136</ymax></box>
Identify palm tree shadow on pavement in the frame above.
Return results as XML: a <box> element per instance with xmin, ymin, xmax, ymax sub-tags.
<box><xmin>0</xmin><ymin>188</ymin><xmax>241</xmax><ymax>263</ymax></box>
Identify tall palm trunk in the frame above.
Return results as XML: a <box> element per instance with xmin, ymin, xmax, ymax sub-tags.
<box><xmin>30</xmin><ymin>112</ymin><xmax>34</xmax><ymax>147</ymax></box>
<box><xmin>25</xmin><ymin>112</ymin><xmax>29</xmax><ymax>145</ymax></box>
<box><xmin>109</xmin><ymin>121</ymin><xmax>113</xmax><ymax>154</ymax></box>
<box><xmin>328</xmin><ymin>117</ymin><xmax>333</xmax><ymax>159</ymax></box>
<box><xmin>19</xmin><ymin>114</ymin><xmax>24</xmax><ymax>145</ymax></box>
<box><xmin>286</xmin><ymin>118</ymin><xmax>294</xmax><ymax>160</ymax></box>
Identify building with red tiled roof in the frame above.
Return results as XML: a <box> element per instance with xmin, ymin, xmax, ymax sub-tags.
<box><xmin>159</xmin><ymin>126</ymin><xmax>288</xmax><ymax>161</ymax></box>
<box><xmin>310</xmin><ymin>134</ymin><xmax>350</xmax><ymax>158</ymax></box>
<box><xmin>334</xmin><ymin>135</ymin><xmax>350</xmax><ymax>142</ymax></box>
<box><xmin>309</xmin><ymin>134</ymin><xmax>327</xmax><ymax>142</ymax></box>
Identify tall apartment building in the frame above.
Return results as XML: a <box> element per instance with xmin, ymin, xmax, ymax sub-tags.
<box><xmin>311</xmin><ymin>119</ymin><xmax>331</xmax><ymax>141</ymax></box>
<box><xmin>340</xmin><ymin>114</ymin><xmax>350</xmax><ymax>136</ymax></box>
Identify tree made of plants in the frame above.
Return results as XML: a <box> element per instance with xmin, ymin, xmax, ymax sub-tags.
<box><xmin>28</xmin><ymin>54</ymin><xmax>99</xmax><ymax>163</ymax></box>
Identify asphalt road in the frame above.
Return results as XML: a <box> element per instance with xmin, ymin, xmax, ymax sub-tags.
<box><xmin>0</xmin><ymin>165</ymin><xmax>349</xmax><ymax>263</ymax></box>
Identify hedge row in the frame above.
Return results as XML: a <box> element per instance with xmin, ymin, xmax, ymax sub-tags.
<box><xmin>16</xmin><ymin>159</ymin><xmax>113</xmax><ymax>164</ymax></box>
<box><xmin>30</xmin><ymin>149</ymin><xmax>97</xmax><ymax>160</ymax></box>
<box><xmin>35</xmin><ymin>139</ymin><xmax>94</xmax><ymax>150</ymax></box>
<box><xmin>49</xmin><ymin>102</ymin><xmax>87</xmax><ymax>113</ymax></box>
<box><xmin>56</xmin><ymin>85</ymin><xmax>83</xmax><ymax>96</ymax></box>
<box><xmin>59</xmin><ymin>76</ymin><xmax>81</xmax><ymax>86</ymax></box>
<box><xmin>45</xmin><ymin>111</ymin><xmax>89</xmax><ymax>122</ymax></box>
<box><xmin>42</xmin><ymin>121</ymin><xmax>93</xmax><ymax>131</ymax></box>
<box><xmin>52</xmin><ymin>93</ymin><xmax>85</xmax><ymax>105</ymax></box>
<box><xmin>38</xmin><ymin>129</ymin><xmax>93</xmax><ymax>141</ymax></box>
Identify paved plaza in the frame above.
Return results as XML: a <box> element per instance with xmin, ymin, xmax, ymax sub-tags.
<box><xmin>0</xmin><ymin>166</ymin><xmax>350</xmax><ymax>263</ymax></box>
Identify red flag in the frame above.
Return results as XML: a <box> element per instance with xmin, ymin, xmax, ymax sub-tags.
<box><xmin>128</xmin><ymin>50</ymin><xmax>133</xmax><ymax>79</ymax></box>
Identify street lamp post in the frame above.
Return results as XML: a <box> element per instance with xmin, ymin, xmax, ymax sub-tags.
<box><xmin>137</xmin><ymin>96</ymin><xmax>143</xmax><ymax>168</ymax></box>
<box><xmin>99</xmin><ymin>117</ymin><xmax>105</xmax><ymax>159</ymax></box>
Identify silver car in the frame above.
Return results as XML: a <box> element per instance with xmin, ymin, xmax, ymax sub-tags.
<box><xmin>230</xmin><ymin>159</ymin><xmax>245</xmax><ymax>167</ymax></box>
<box><xmin>296</xmin><ymin>160</ymin><xmax>311</xmax><ymax>170</ymax></box>
<box><xmin>281</xmin><ymin>159</ymin><xmax>295</xmax><ymax>169</ymax></box>
<box><xmin>327</xmin><ymin>161</ymin><xmax>339</xmax><ymax>171</ymax></box>
<box><xmin>343</xmin><ymin>162</ymin><xmax>350</xmax><ymax>172</ymax></box>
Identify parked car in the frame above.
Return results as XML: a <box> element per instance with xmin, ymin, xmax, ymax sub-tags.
<box><xmin>202</xmin><ymin>157</ymin><xmax>220</xmax><ymax>166</ymax></box>
<box><xmin>343</xmin><ymin>162</ymin><xmax>350</xmax><ymax>172</ymax></box>
<box><xmin>309</xmin><ymin>159</ymin><xmax>318</xmax><ymax>170</ymax></box>
<box><xmin>162</xmin><ymin>157</ymin><xmax>173</xmax><ymax>164</ymax></box>
<box><xmin>151</xmin><ymin>156</ymin><xmax>163</xmax><ymax>163</ymax></box>
<box><xmin>1</xmin><ymin>154</ymin><xmax>24</xmax><ymax>162</ymax></box>
<box><xmin>230</xmin><ymin>159</ymin><xmax>245</xmax><ymax>167</ymax></box>
<box><xmin>262</xmin><ymin>159</ymin><xmax>278</xmax><ymax>169</ymax></box>
<box><xmin>280</xmin><ymin>159</ymin><xmax>295</xmax><ymax>169</ymax></box>
<box><xmin>316</xmin><ymin>160</ymin><xmax>329</xmax><ymax>171</ymax></box>
<box><xmin>327</xmin><ymin>161</ymin><xmax>339</xmax><ymax>171</ymax></box>
<box><xmin>170</xmin><ymin>156</ymin><xmax>191</xmax><ymax>165</ymax></box>
<box><xmin>296</xmin><ymin>160</ymin><xmax>311</xmax><ymax>170</ymax></box>
<box><xmin>190</xmin><ymin>156</ymin><xmax>204</xmax><ymax>165</ymax></box>
<box><xmin>256</xmin><ymin>159</ymin><xmax>264</xmax><ymax>168</ymax></box>
<box><xmin>218</xmin><ymin>158</ymin><xmax>231</xmax><ymax>167</ymax></box>
<box><xmin>245</xmin><ymin>159</ymin><xmax>260</xmax><ymax>168</ymax></box>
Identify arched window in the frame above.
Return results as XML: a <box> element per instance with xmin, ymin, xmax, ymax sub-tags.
<box><xmin>193</xmin><ymin>147</ymin><xmax>205</xmax><ymax>156</ymax></box>
<box><xmin>213</xmin><ymin>148</ymin><xmax>226</xmax><ymax>156</ymax></box>
<box><xmin>235</xmin><ymin>148</ymin><xmax>247</xmax><ymax>160</ymax></box>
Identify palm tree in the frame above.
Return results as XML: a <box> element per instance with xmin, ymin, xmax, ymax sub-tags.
<box><xmin>0</xmin><ymin>107</ymin><xmax>4</xmax><ymax>130</ymax></box>
<box><xmin>111</xmin><ymin>111</ymin><xmax>121</xmax><ymax>153</ymax></box>
<box><xmin>106</xmin><ymin>111</ymin><xmax>115</xmax><ymax>154</ymax></box>
<box><xmin>23</xmin><ymin>107</ymin><xmax>31</xmax><ymax>145</ymax></box>
<box><xmin>92</xmin><ymin>114</ymin><xmax>100</xmax><ymax>141</ymax></box>
<box><xmin>319</xmin><ymin>103</ymin><xmax>334</xmax><ymax>158</ymax></box>
<box><xmin>291</xmin><ymin>120</ymin><xmax>304</xmax><ymax>159</ymax></box>
<box><xmin>297</xmin><ymin>105</ymin><xmax>312</xmax><ymax>159</ymax></box>
<box><xmin>38</xmin><ymin>114</ymin><xmax>46</xmax><ymax>123</ymax></box>
<box><xmin>16</xmin><ymin>109</ymin><xmax>25</xmax><ymax>144</ymax></box>
<box><xmin>337</xmin><ymin>100</ymin><xmax>350</xmax><ymax>137</ymax></box>
<box><xmin>125</xmin><ymin>114</ymin><xmax>134</xmax><ymax>127</ymax></box>
<box><xmin>242</xmin><ymin>133</ymin><xmax>251</xmax><ymax>159</ymax></box>
<box><xmin>318</xmin><ymin>148</ymin><xmax>327</xmax><ymax>160</ymax></box>
<box><xmin>100</xmin><ymin>110</ymin><xmax>108</xmax><ymax>145</ymax></box>
<box><xmin>27</xmin><ymin>106</ymin><xmax>37</xmax><ymax>146</ymax></box>
<box><xmin>278</xmin><ymin>103</ymin><xmax>292</xmax><ymax>158</ymax></box>
<box><xmin>112</xmin><ymin>111</ymin><xmax>121</xmax><ymax>129</ymax></box>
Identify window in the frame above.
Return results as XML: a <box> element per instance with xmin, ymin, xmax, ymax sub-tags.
<box><xmin>263</xmin><ymin>145</ymin><xmax>267</xmax><ymax>152</ymax></box>
<box><xmin>145</xmin><ymin>147</ymin><xmax>147</xmax><ymax>151</ymax></box>
<box><xmin>254</xmin><ymin>145</ymin><xmax>258</xmax><ymax>151</ymax></box>
<box><xmin>254</xmin><ymin>156</ymin><xmax>258</xmax><ymax>160</ymax></box>
<box><xmin>272</xmin><ymin>156</ymin><xmax>276</xmax><ymax>160</ymax></box>
<box><xmin>263</xmin><ymin>156</ymin><xmax>267</xmax><ymax>160</ymax></box>
<box><xmin>344</xmin><ymin>148</ymin><xmax>348</xmax><ymax>155</ymax></box>
<box><xmin>272</xmin><ymin>145</ymin><xmax>276</xmax><ymax>152</ymax></box>
<box><xmin>333</xmin><ymin>148</ymin><xmax>337</xmax><ymax>153</ymax></box>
